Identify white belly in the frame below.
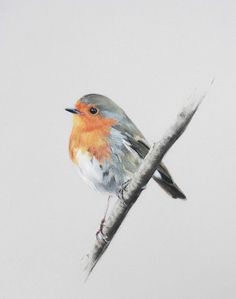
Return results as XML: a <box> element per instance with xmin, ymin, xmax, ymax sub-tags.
<box><xmin>75</xmin><ymin>149</ymin><xmax>118</xmax><ymax>193</ymax></box>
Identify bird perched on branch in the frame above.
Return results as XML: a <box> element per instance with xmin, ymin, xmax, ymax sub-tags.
<box><xmin>66</xmin><ymin>94</ymin><xmax>186</xmax><ymax>200</ymax></box>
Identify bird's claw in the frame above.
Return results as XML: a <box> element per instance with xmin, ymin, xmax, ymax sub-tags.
<box><xmin>118</xmin><ymin>180</ymin><xmax>130</xmax><ymax>200</ymax></box>
<box><xmin>96</xmin><ymin>231</ymin><xmax>108</xmax><ymax>243</ymax></box>
<box><xmin>96</xmin><ymin>218</ymin><xmax>108</xmax><ymax>243</ymax></box>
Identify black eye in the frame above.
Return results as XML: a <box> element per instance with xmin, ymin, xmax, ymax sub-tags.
<box><xmin>89</xmin><ymin>107</ymin><xmax>98</xmax><ymax>114</ymax></box>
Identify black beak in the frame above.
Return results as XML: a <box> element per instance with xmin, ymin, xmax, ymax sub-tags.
<box><xmin>65</xmin><ymin>108</ymin><xmax>80</xmax><ymax>114</ymax></box>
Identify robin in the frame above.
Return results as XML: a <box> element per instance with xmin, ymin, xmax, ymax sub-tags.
<box><xmin>65</xmin><ymin>94</ymin><xmax>186</xmax><ymax>201</ymax></box>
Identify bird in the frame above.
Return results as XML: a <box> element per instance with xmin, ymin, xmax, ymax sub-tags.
<box><xmin>65</xmin><ymin>94</ymin><xmax>186</xmax><ymax>201</ymax></box>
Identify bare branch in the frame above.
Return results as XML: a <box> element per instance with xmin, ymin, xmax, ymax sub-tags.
<box><xmin>84</xmin><ymin>92</ymin><xmax>206</xmax><ymax>279</ymax></box>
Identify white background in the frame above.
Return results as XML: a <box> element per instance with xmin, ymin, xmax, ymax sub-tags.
<box><xmin>0</xmin><ymin>1</ymin><xmax>236</xmax><ymax>298</ymax></box>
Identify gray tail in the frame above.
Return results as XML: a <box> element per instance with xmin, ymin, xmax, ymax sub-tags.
<box><xmin>153</xmin><ymin>163</ymin><xmax>186</xmax><ymax>200</ymax></box>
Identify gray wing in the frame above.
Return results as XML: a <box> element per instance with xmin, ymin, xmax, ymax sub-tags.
<box><xmin>111</xmin><ymin>119</ymin><xmax>186</xmax><ymax>199</ymax></box>
<box><xmin>113</xmin><ymin>120</ymin><xmax>174</xmax><ymax>182</ymax></box>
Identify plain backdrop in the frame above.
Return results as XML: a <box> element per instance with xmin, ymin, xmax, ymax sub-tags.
<box><xmin>1</xmin><ymin>1</ymin><xmax>236</xmax><ymax>298</ymax></box>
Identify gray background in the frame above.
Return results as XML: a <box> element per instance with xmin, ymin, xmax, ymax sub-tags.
<box><xmin>1</xmin><ymin>1</ymin><xmax>236</xmax><ymax>298</ymax></box>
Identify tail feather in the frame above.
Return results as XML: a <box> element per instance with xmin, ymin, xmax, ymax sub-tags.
<box><xmin>153</xmin><ymin>175</ymin><xmax>186</xmax><ymax>199</ymax></box>
<box><xmin>153</xmin><ymin>163</ymin><xmax>186</xmax><ymax>200</ymax></box>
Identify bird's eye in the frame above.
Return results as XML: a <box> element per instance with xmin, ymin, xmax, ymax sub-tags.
<box><xmin>89</xmin><ymin>107</ymin><xmax>98</xmax><ymax>114</ymax></box>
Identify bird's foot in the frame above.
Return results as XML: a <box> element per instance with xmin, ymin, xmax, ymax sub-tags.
<box><xmin>118</xmin><ymin>180</ymin><xmax>130</xmax><ymax>201</ymax></box>
<box><xmin>96</xmin><ymin>218</ymin><xmax>108</xmax><ymax>243</ymax></box>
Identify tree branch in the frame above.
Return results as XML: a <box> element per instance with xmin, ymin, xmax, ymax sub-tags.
<box><xmin>84</xmin><ymin>92</ymin><xmax>206</xmax><ymax>279</ymax></box>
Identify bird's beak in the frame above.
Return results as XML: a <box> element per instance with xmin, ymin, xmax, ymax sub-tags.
<box><xmin>65</xmin><ymin>108</ymin><xmax>80</xmax><ymax>114</ymax></box>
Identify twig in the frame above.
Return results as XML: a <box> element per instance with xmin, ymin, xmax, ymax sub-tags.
<box><xmin>84</xmin><ymin>91</ymin><xmax>206</xmax><ymax>279</ymax></box>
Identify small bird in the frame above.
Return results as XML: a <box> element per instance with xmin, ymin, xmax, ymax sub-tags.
<box><xmin>66</xmin><ymin>94</ymin><xmax>186</xmax><ymax>200</ymax></box>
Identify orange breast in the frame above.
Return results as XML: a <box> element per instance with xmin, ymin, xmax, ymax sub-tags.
<box><xmin>69</xmin><ymin>113</ymin><xmax>116</xmax><ymax>164</ymax></box>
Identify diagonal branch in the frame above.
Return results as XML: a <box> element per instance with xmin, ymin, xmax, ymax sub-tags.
<box><xmin>84</xmin><ymin>91</ymin><xmax>206</xmax><ymax>279</ymax></box>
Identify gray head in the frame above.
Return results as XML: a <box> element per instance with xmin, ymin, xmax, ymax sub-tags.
<box><xmin>81</xmin><ymin>94</ymin><xmax>128</xmax><ymax>120</ymax></box>
<box><xmin>65</xmin><ymin>94</ymin><xmax>127</xmax><ymax>121</ymax></box>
